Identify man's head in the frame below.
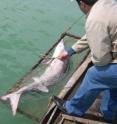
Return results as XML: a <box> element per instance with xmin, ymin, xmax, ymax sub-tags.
<box><xmin>76</xmin><ymin>0</ymin><xmax>98</xmax><ymax>14</ymax></box>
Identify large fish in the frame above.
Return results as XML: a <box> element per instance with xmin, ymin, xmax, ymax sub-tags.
<box><xmin>0</xmin><ymin>39</ymin><xmax>68</xmax><ymax>116</ymax></box>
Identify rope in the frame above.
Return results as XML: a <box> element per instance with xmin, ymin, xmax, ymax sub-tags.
<box><xmin>65</xmin><ymin>14</ymin><xmax>84</xmax><ymax>32</ymax></box>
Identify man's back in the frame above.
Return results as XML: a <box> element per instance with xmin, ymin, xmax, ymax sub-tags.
<box><xmin>86</xmin><ymin>0</ymin><xmax>117</xmax><ymax>65</ymax></box>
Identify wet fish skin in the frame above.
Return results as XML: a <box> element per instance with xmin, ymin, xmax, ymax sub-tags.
<box><xmin>0</xmin><ymin>40</ymin><xmax>68</xmax><ymax>116</ymax></box>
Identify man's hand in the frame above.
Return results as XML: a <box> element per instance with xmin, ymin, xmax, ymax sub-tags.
<box><xmin>57</xmin><ymin>48</ymin><xmax>76</xmax><ymax>60</ymax></box>
<box><xmin>57</xmin><ymin>50</ymin><xmax>69</xmax><ymax>60</ymax></box>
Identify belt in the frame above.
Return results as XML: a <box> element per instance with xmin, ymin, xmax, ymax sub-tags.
<box><xmin>112</xmin><ymin>51</ymin><xmax>117</xmax><ymax>60</ymax></box>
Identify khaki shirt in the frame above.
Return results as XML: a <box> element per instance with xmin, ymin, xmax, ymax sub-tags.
<box><xmin>72</xmin><ymin>0</ymin><xmax>117</xmax><ymax>66</ymax></box>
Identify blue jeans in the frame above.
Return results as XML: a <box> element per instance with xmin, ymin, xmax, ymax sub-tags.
<box><xmin>65</xmin><ymin>63</ymin><xmax>117</xmax><ymax>122</ymax></box>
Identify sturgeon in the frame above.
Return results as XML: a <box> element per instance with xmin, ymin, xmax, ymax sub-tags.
<box><xmin>0</xmin><ymin>39</ymin><xmax>68</xmax><ymax>116</ymax></box>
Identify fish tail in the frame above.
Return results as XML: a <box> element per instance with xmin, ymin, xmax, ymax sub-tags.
<box><xmin>0</xmin><ymin>93</ymin><xmax>21</xmax><ymax>116</ymax></box>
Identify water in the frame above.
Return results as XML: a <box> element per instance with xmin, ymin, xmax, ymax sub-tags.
<box><xmin>0</xmin><ymin>0</ymin><xmax>85</xmax><ymax>124</ymax></box>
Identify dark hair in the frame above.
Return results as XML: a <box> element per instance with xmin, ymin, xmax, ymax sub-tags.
<box><xmin>76</xmin><ymin>0</ymin><xmax>98</xmax><ymax>6</ymax></box>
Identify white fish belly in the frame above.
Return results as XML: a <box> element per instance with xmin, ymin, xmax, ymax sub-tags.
<box><xmin>35</xmin><ymin>58</ymin><xmax>67</xmax><ymax>86</ymax></box>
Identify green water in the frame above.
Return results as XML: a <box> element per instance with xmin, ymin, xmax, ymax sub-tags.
<box><xmin>0</xmin><ymin>0</ymin><xmax>85</xmax><ymax>124</ymax></box>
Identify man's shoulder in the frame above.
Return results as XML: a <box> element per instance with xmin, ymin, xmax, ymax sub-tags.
<box><xmin>86</xmin><ymin>0</ymin><xmax>117</xmax><ymax>25</ymax></box>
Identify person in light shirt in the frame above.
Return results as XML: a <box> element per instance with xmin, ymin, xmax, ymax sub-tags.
<box><xmin>53</xmin><ymin>0</ymin><xmax>117</xmax><ymax>122</ymax></box>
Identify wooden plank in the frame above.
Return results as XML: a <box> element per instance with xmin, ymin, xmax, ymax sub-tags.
<box><xmin>39</xmin><ymin>103</ymin><xmax>56</xmax><ymax>124</ymax></box>
<box><xmin>63</xmin><ymin>32</ymin><xmax>81</xmax><ymax>39</ymax></box>
<box><xmin>47</xmin><ymin>107</ymin><xmax>58</xmax><ymax>124</ymax></box>
<box><xmin>62</xmin><ymin>114</ymin><xmax>111</xmax><ymax>124</ymax></box>
<box><xmin>58</xmin><ymin>117</ymin><xmax>64</xmax><ymax>124</ymax></box>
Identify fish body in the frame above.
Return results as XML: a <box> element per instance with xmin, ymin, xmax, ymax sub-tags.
<box><xmin>0</xmin><ymin>40</ymin><xmax>68</xmax><ymax>116</ymax></box>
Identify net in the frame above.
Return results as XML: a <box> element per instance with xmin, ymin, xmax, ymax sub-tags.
<box><xmin>3</xmin><ymin>32</ymin><xmax>89</xmax><ymax>122</ymax></box>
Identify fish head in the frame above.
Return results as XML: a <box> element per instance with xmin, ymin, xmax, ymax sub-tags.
<box><xmin>52</xmin><ymin>39</ymin><xmax>65</xmax><ymax>58</ymax></box>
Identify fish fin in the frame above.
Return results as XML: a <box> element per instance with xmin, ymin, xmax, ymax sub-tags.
<box><xmin>32</xmin><ymin>77</ymin><xmax>49</xmax><ymax>92</ymax></box>
<box><xmin>0</xmin><ymin>95</ymin><xmax>9</xmax><ymax>101</ymax></box>
<box><xmin>32</xmin><ymin>77</ymin><xmax>39</xmax><ymax>82</ymax></box>
<box><xmin>37</xmin><ymin>85</ymin><xmax>49</xmax><ymax>93</ymax></box>
<box><xmin>1</xmin><ymin>93</ymin><xmax>21</xmax><ymax>116</ymax></box>
<box><xmin>41</xmin><ymin>58</ymin><xmax>53</xmax><ymax>65</ymax></box>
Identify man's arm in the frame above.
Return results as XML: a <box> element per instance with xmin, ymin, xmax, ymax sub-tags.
<box><xmin>57</xmin><ymin>35</ymin><xmax>89</xmax><ymax>60</ymax></box>
<box><xmin>71</xmin><ymin>35</ymin><xmax>89</xmax><ymax>53</ymax></box>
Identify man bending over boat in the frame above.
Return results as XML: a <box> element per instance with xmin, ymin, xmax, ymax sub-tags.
<box><xmin>52</xmin><ymin>0</ymin><xmax>117</xmax><ymax>122</ymax></box>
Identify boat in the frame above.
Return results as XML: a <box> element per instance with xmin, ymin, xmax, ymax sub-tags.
<box><xmin>39</xmin><ymin>34</ymin><xmax>117</xmax><ymax>123</ymax></box>
<box><xmin>40</xmin><ymin>55</ymin><xmax>115</xmax><ymax>124</ymax></box>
